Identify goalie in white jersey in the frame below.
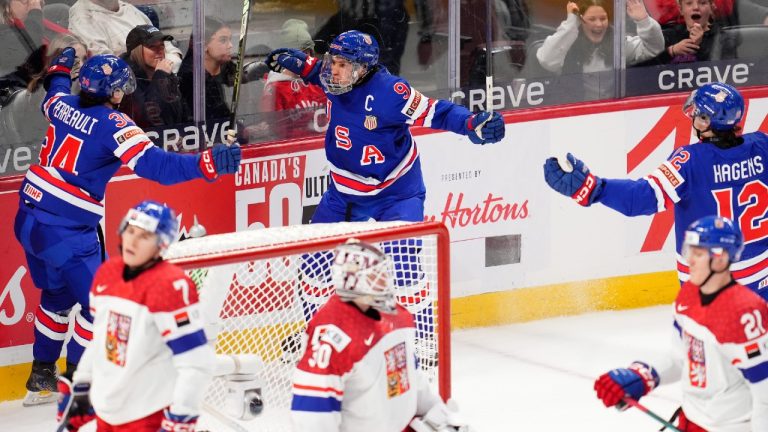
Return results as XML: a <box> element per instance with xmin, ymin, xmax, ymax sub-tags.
<box><xmin>291</xmin><ymin>239</ymin><xmax>467</xmax><ymax>432</ymax></box>
<box><xmin>56</xmin><ymin>201</ymin><xmax>216</xmax><ymax>431</ymax></box>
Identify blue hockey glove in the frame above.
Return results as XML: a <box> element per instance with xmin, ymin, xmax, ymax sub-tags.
<box><xmin>56</xmin><ymin>377</ymin><xmax>95</xmax><ymax>431</ymax></box>
<box><xmin>44</xmin><ymin>47</ymin><xmax>76</xmax><ymax>90</ymax></box>
<box><xmin>466</xmin><ymin>111</ymin><xmax>505</xmax><ymax>145</ymax></box>
<box><xmin>543</xmin><ymin>152</ymin><xmax>604</xmax><ymax>206</ymax></box>
<box><xmin>198</xmin><ymin>143</ymin><xmax>242</xmax><ymax>181</ymax></box>
<box><xmin>266</xmin><ymin>48</ymin><xmax>320</xmax><ymax>80</ymax></box>
<box><xmin>160</xmin><ymin>409</ymin><xmax>198</xmax><ymax>432</ymax></box>
<box><xmin>594</xmin><ymin>362</ymin><xmax>659</xmax><ymax>408</ymax></box>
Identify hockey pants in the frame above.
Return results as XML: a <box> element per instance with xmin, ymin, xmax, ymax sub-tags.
<box><xmin>14</xmin><ymin>203</ymin><xmax>102</xmax><ymax>365</ymax></box>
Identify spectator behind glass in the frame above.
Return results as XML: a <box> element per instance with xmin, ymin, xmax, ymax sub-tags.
<box><xmin>262</xmin><ymin>19</ymin><xmax>327</xmax><ymax>140</ymax></box>
<box><xmin>653</xmin><ymin>0</ymin><xmax>738</xmax><ymax>64</ymax></box>
<box><xmin>536</xmin><ymin>0</ymin><xmax>664</xmax><ymax>75</ymax></box>
<box><xmin>0</xmin><ymin>0</ymin><xmax>45</xmax><ymax>77</ymax></box>
<box><xmin>179</xmin><ymin>16</ymin><xmax>246</xmax><ymax>123</ymax></box>
<box><xmin>647</xmin><ymin>0</ymin><xmax>768</xmax><ymax>28</ymax></box>
<box><xmin>0</xmin><ymin>33</ymin><xmax>86</xmax><ymax>175</ymax></box>
<box><xmin>68</xmin><ymin>0</ymin><xmax>182</xmax><ymax>71</ymax></box>
<box><xmin>119</xmin><ymin>25</ymin><xmax>186</xmax><ymax>129</ymax></box>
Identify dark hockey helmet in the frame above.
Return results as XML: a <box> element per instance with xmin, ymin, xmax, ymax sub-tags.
<box><xmin>683</xmin><ymin>82</ymin><xmax>744</xmax><ymax>132</ymax></box>
<box><xmin>118</xmin><ymin>200</ymin><xmax>179</xmax><ymax>253</ymax></box>
<box><xmin>682</xmin><ymin>216</ymin><xmax>744</xmax><ymax>263</ymax></box>
<box><xmin>319</xmin><ymin>30</ymin><xmax>379</xmax><ymax>95</ymax></box>
<box><xmin>333</xmin><ymin>239</ymin><xmax>396</xmax><ymax>313</ymax></box>
<box><xmin>79</xmin><ymin>54</ymin><xmax>136</xmax><ymax>99</ymax></box>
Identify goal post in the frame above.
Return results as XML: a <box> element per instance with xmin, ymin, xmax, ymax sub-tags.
<box><xmin>164</xmin><ymin>221</ymin><xmax>451</xmax><ymax>431</ymax></box>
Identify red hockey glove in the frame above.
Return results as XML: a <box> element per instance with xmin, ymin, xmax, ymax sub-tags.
<box><xmin>56</xmin><ymin>377</ymin><xmax>95</xmax><ymax>431</ymax></box>
<box><xmin>594</xmin><ymin>361</ymin><xmax>659</xmax><ymax>408</ymax></box>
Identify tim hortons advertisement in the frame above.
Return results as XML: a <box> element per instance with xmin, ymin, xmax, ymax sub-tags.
<box><xmin>2</xmin><ymin>91</ymin><xmax>768</xmax><ymax>361</ymax></box>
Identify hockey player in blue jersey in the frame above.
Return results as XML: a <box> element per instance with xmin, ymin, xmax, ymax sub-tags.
<box><xmin>267</xmin><ymin>30</ymin><xmax>504</xmax><ymax>223</ymax></box>
<box><xmin>14</xmin><ymin>48</ymin><xmax>242</xmax><ymax>406</ymax></box>
<box><xmin>267</xmin><ymin>30</ymin><xmax>505</xmax><ymax>364</ymax></box>
<box><xmin>543</xmin><ymin>82</ymin><xmax>768</xmax><ymax>297</ymax></box>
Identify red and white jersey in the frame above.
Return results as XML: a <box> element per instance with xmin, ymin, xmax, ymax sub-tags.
<box><xmin>262</xmin><ymin>71</ymin><xmax>327</xmax><ymax>139</ymax></box>
<box><xmin>659</xmin><ymin>281</ymin><xmax>768</xmax><ymax>431</ymax></box>
<box><xmin>291</xmin><ymin>296</ymin><xmax>440</xmax><ymax>432</ymax></box>
<box><xmin>74</xmin><ymin>257</ymin><xmax>214</xmax><ymax>425</ymax></box>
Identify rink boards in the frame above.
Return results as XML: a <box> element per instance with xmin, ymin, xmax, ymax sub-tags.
<box><xmin>1</xmin><ymin>88</ymin><xmax>767</xmax><ymax>401</ymax></box>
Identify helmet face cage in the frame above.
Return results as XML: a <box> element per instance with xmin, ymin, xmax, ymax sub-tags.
<box><xmin>318</xmin><ymin>30</ymin><xmax>379</xmax><ymax>95</ymax></box>
<box><xmin>333</xmin><ymin>240</ymin><xmax>396</xmax><ymax>313</ymax></box>
<box><xmin>79</xmin><ymin>55</ymin><xmax>137</xmax><ymax>99</ymax></box>
<box><xmin>319</xmin><ymin>54</ymin><xmax>365</xmax><ymax>95</ymax></box>
<box><xmin>682</xmin><ymin>83</ymin><xmax>744</xmax><ymax>132</ymax></box>
<box><xmin>682</xmin><ymin>216</ymin><xmax>744</xmax><ymax>263</ymax></box>
<box><xmin>118</xmin><ymin>201</ymin><xmax>179</xmax><ymax>254</ymax></box>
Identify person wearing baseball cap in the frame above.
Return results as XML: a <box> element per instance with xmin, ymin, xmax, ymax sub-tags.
<box><xmin>125</xmin><ymin>24</ymin><xmax>174</xmax><ymax>54</ymax></box>
<box><xmin>120</xmin><ymin>24</ymin><xmax>186</xmax><ymax>128</ymax></box>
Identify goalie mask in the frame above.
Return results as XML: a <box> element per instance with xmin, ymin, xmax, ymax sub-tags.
<box><xmin>333</xmin><ymin>239</ymin><xmax>396</xmax><ymax>313</ymax></box>
<box><xmin>319</xmin><ymin>30</ymin><xmax>379</xmax><ymax>95</ymax></box>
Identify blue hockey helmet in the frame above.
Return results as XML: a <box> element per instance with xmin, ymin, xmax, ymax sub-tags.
<box><xmin>79</xmin><ymin>54</ymin><xmax>136</xmax><ymax>99</ymax></box>
<box><xmin>683</xmin><ymin>82</ymin><xmax>744</xmax><ymax>131</ymax></box>
<box><xmin>328</xmin><ymin>30</ymin><xmax>379</xmax><ymax>67</ymax></box>
<box><xmin>682</xmin><ymin>216</ymin><xmax>744</xmax><ymax>262</ymax></box>
<box><xmin>118</xmin><ymin>200</ymin><xmax>179</xmax><ymax>252</ymax></box>
<box><xmin>319</xmin><ymin>30</ymin><xmax>379</xmax><ymax>95</ymax></box>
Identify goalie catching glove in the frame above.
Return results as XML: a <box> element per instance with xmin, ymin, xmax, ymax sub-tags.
<box><xmin>410</xmin><ymin>399</ymin><xmax>470</xmax><ymax>432</ymax></box>
<box><xmin>594</xmin><ymin>361</ymin><xmax>659</xmax><ymax>409</ymax></box>
<box><xmin>465</xmin><ymin>112</ymin><xmax>505</xmax><ymax>145</ymax></box>
<box><xmin>543</xmin><ymin>152</ymin><xmax>604</xmax><ymax>206</ymax></box>
<box><xmin>266</xmin><ymin>48</ymin><xmax>320</xmax><ymax>81</ymax></box>
<box><xmin>56</xmin><ymin>377</ymin><xmax>95</xmax><ymax>432</ymax></box>
<box><xmin>198</xmin><ymin>143</ymin><xmax>242</xmax><ymax>181</ymax></box>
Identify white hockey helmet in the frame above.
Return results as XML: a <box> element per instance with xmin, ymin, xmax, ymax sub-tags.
<box><xmin>333</xmin><ymin>239</ymin><xmax>396</xmax><ymax>313</ymax></box>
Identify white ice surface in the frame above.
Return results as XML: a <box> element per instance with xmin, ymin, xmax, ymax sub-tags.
<box><xmin>0</xmin><ymin>305</ymin><xmax>682</xmax><ymax>431</ymax></box>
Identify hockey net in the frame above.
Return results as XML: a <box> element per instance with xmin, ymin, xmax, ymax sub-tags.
<box><xmin>164</xmin><ymin>221</ymin><xmax>451</xmax><ymax>432</ymax></box>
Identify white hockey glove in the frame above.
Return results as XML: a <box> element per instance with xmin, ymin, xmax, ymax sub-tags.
<box><xmin>410</xmin><ymin>399</ymin><xmax>470</xmax><ymax>432</ymax></box>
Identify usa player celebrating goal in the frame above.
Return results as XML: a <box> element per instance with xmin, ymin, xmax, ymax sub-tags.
<box><xmin>267</xmin><ymin>30</ymin><xmax>504</xmax><ymax>223</ymax></box>
<box><xmin>57</xmin><ymin>201</ymin><xmax>216</xmax><ymax>432</ymax></box>
<box><xmin>15</xmin><ymin>48</ymin><xmax>241</xmax><ymax>406</ymax></box>
<box><xmin>594</xmin><ymin>216</ymin><xmax>768</xmax><ymax>431</ymax></box>
<box><xmin>543</xmin><ymin>82</ymin><xmax>768</xmax><ymax>297</ymax></box>
<box><xmin>268</xmin><ymin>31</ymin><xmax>504</xmax><ymax>364</ymax></box>
<box><xmin>291</xmin><ymin>239</ymin><xmax>468</xmax><ymax>432</ymax></box>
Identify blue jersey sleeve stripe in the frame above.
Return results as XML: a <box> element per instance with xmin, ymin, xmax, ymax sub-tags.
<box><xmin>166</xmin><ymin>329</ymin><xmax>207</xmax><ymax>355</ymax></box>
<box><xmin>291</xmin><ymin>394</ymin><xmax>342</xmax><ymax>413</ymax></box>
<box><xmin>740</xmin><ymin>360</ymin><xmax>768</xmax><ymax>383</ymax></box>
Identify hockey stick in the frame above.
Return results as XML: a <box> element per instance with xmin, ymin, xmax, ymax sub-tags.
<box><xmin>619</xmin><ymin>397</ymin><xmax>682</xmax><ymax>432</ymax></box>
<box><xmin>230</xmin><ymin>0</ymin><xmax>253</xmax><ymax>138</ymax></box>
<box><xmin>485</xmin><ymin>0</ymin><xmax>493</xmax><ymax>113</ymax></box>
